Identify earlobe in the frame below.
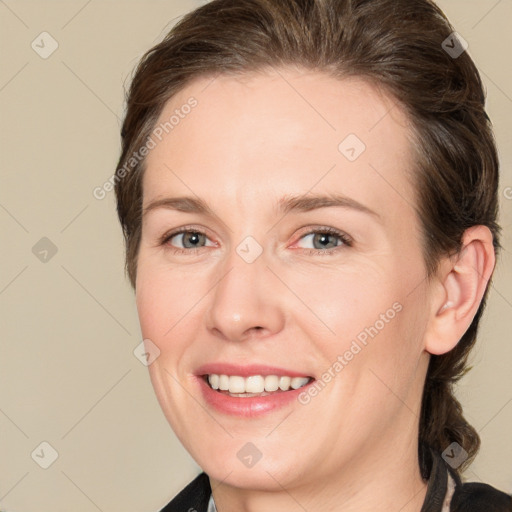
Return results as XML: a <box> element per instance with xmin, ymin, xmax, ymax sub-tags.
<box><xmin>424</xmin><ymin>226</ymin><xmax>496</xmax><ymax>356</ymax></box>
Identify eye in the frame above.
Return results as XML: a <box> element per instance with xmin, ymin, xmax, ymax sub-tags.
<box><xmin>162</xmin><ymin>229</ymin><xmax>215</xmax><ymax>251</ymax></box>
<box><xmin>171</xmin><ymin>231</ymin><xmax>206</xmax><ymax>248</ymax></box>
<box><xmin>296</xmin><ymin>228</ymin><xmax>352</xmax><ymax>251</ymax></box>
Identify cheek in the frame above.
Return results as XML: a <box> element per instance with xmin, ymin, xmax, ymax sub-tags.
<box><xmin>291</xmin><ymin>261</ymin><xmax>426</xmax><ymax>380</ymax></box>
<box><xmin>135</xmin><ymin>259</ymin><xmax>191</xmax><ymax>343</ymax></box>
<box><xmin>135</xmin><ymin>272</ymin><xmax>169</xmax><ymax>339</ymax></box>
<box><xmin>289</xmin><ymin>265</ymin><xmax>400</xmax><ymax>343</ymax></box>
<box><xmin>135</xmin><ymin>256</ymin><xmax>217</xmax><ymax>372</ymax></box>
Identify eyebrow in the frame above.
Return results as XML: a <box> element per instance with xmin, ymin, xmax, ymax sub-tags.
<box><xmin>278</xmin><ymin>193</ymin><xmax>380</xmax><ymax>219</ymax></box>
<box><xmin>143</xmin><ymin>197</ymin><xmax>214</xmax><ymax>217</ymax></box>
<box><xmin>143</xmin><ymin>193</ymin><xmax>380</xmax><ymax>220</ymax></box>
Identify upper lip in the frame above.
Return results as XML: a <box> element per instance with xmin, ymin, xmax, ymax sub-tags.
<box><xmin>195</xmin><ymin>363</ymin><xmax>313</xmax><ymax>378</ymax></box>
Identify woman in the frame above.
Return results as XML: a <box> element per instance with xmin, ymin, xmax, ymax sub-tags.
<box><xmin>114</xmin><ymin>0</ymin><xmax>511</xmax><ymax>510</ymax></box>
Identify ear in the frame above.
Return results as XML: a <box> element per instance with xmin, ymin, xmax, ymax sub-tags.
<box><xmin>423</xmin><ymin>225</ymin><xmax>496</xmax><ymax>356</ymax></box>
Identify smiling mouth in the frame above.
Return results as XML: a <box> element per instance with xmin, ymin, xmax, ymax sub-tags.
<box><xmin>203</xmin><ymin>374</ymin><xmax>314</xmax><ymax>397</ymax></box>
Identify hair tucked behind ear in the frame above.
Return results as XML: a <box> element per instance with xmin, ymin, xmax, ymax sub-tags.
<box><xmin>115</xmin><ymin>0</ymin><xmax>500</xmax><ymax>473</ymax></box>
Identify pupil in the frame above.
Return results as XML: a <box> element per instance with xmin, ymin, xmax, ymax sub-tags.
<box><xmin>184</xmin><ymin>232</ymin><xmax>204</xmax><ymax>248</ymax></box>
<box><xmin>314</xmin><ymin>233</ymin><xmax>336</xmax><ymax>249</ymax></box>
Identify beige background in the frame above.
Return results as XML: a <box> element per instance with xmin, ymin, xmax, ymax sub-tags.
<box><xmin>1</xmin><ymin>0</ymin><xmax>511</xmax><ymax>510</ymax></box>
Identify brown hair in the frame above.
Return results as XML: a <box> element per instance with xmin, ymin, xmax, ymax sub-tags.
<box><xmin>115</xmin><ymin>0</ymin><xmax>500</xmax><ymax>474</ymax></box>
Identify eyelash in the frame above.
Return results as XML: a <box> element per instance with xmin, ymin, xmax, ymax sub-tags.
<box><xmin>159</xmin><ymin>226</ymin><xmax>353</xmax><ymax>256</ymax></box>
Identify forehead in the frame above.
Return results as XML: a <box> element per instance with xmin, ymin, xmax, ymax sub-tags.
<box><xmin>143</xmin><ymin>68</ymin><xmax>417</xmax><ymax>225</ymax></box>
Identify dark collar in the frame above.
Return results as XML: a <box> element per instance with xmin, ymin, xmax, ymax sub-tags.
<box><xmin>160</xmin><ymin>472</ymin><xmax>211</xmax><ymax>512</ymax></box>
<box><xmin>421</xmin><ymin>448</ymin><xmax>461</xmax><ymax>512</ymax></box>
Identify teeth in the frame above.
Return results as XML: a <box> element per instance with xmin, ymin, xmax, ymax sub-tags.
<box><xmin>219</xmin><ymin>374</ymin><xmax>229</xmax><ymax>391</ymax></box>
<box><xmin>209</xmin><ymin>374</ymin><xmax>219</xmax><ymax>390</ymax></box>
<box><xmin>207</xmin><ymin>374</ymin><xmax>310</xmax><ymax>394</ymax></box>
<box><xmin>279</xmin><ymin>376</ymin><xmax>291</xmax><ymax>390</ymax></box>
<box><xmin>229</xmin><ymin>376</ymin><xmax>245</xmax><ymax>394</ymax></box>
<box><xmin>291</xmin><ymin>377</ymin><xmax>309</xmax><ymax>389</ymax></box>
<box><xmin>246</xmin><ymin>375</ymin><xmax>265</xmax><ymax>393</ymax></box>
<box><xmin>264</xmin><ymin>375</ymin><xmax>279</xmax><ymax>392</ymax></box>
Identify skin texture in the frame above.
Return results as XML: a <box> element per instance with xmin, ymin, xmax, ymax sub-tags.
<box><xmin>135</xmin><ymin>68</ymin><xmax>495</xmax><ymax>511</ymax></box>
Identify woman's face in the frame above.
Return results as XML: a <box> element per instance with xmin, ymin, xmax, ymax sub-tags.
<box><xmin>136</xmin><ymin>69</ymin><xmax>435</xmax><ymax>490</ymax></box>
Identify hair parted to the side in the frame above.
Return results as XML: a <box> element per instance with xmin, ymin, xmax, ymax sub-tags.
<box><xmin>115</xmin><ymin>0</ymin><xmax>500</xmax><ymax>475</ymax></box>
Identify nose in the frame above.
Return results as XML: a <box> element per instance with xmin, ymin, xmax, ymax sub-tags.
<box><xmin>205</xmin><ymin>248</ymin><xmax>285</xmax><ymax>342</ymax></box>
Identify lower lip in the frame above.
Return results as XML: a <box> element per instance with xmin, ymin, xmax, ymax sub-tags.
<box><xmin>196</xmin><ymin>376</ymin><xmax>314</xmax><ymax>417</ymax></box>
